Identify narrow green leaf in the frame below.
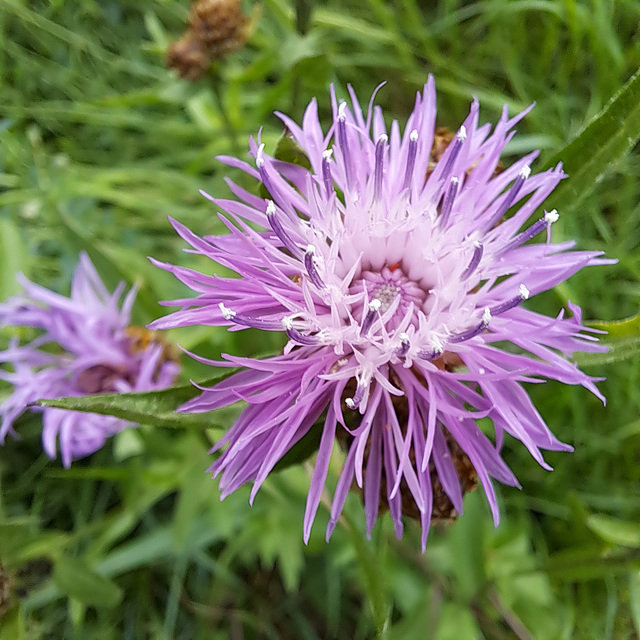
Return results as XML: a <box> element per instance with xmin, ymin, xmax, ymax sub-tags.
<box><xmin>542</xmin><ymin>66</ymin><xmax>640</xmax><ymax>214</ymax></box>
<box><xmin>574</xmin><ymin>335</ymin><xmax>640</xmax><ymax>367</ymax></box>
<box><xmin>53</xmin><ymin>555</ymin><xmax>122</xmax><ymax>608</ymax></box>
<box><xmin>37</xmin><ymin>370</ymin><xmax>239</xmax><ymax>429</ymax></box>
<box><xmin>540</xmin><ymin>547</ymin><xmax>640</xmax><ymax>581</ymax></box>
<box><xmin>589</xmin><ymin>312</ymin><xmax>640</xmax><ymax>338</ymax></box>
<box><xmin>587</xmin><ymin>514</ymin><xmax>640</xmax><ymax>548</ymax></box>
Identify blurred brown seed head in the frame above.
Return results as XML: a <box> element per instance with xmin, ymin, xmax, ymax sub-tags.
<box><xmin>166</xmin><ymin>0</ymin><xmax>254</xmax><ymax>81</ymax></box>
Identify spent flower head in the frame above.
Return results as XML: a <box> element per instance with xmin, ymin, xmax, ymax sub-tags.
<box><xmin>0</xmin><ymin>254</ymin><xmax>179</xmax><ymax>466</ymax></box>
<box><xmin>152</xmin><ymin>78</ymin><xmax>612</xmax><ymax>548</ymax></box>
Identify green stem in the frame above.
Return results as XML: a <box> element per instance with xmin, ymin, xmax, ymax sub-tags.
<box><xmin>341</xmin><ymin>512</ymin><xmax>390</xmax><ymax>639</ymax></box>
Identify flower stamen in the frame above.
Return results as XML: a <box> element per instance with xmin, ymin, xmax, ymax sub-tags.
<box><xmin>373</xmin><ymin>134</ymin><xmax>387</xmax><ymax>201</ymax></box>
<box><xmin>441</xmin><ymin>126</ymin><xmax>466</xmax><ymax>179</ymax></box>
<box><xmin>360</xmin><ymin>299</ymin><xmax>382</xmax><ymax>336</ymax></box>
<box><xmin>484</xmin><ymin>165</ymin><xmax>530</xmax><ymax>231</ymax></box>
<box><xmin>403</xmin><ymin>129</ymin><xmax>419</xmax><ymax>191</ymax></box>
<box><xmin>439</xmin><ymin>176</ymin><xmax>459</xmax><ymax>228</ymax></box>
<box><xmin>461</xmin><ymin>240</ymin><xmax>484</xmax><ymax>280</ymax></box>
<box><xmin>282</xmin><ymin>317</ymin><xmax>318</xmax><ymax>346</ymax></box>
<box><xmin>500</xmin><ymin>209</ymin><xmax>559</xmax><ymax>254</ymax></box>
<box><xmin>449</xmin><ymin>307</ymin><xmax>491</xmax><ymax>343</ymax></box>
<box><xmin>417</xmin><ymin>335</ymin><xmax>444</xmax><ymax>361</ymax></box>
<box><xmin>218</xmin><ymin>302</ymin><xmax>282</xmax><ymax>330</ymax></box>
<box><xmin>337</xmin><ymin>102</ymin><xmax>354</xmax><ymax>188</ymax></box>
<box><xmin>490</xmin><ymin>284</ymin><xmax>530</xmax><ymax>315</ymax></box>
<box><xmin>322</xmin><ymin>149</ymin><xmax>334</xmax><ymax>196</ymax></box>
<box><xmin>304</xmin><ymin>245</ymin><xmax>325</xmax><ymax>289</ymax></box>
<box><xmin>396</xmin><ymin>332</ymin><xmax>411</xmax><ymax>358</ymax></box>
<box><xmin>266</xmin><ymin>201</ymin><xmax>302</xmax><ymax>257</ymax></box>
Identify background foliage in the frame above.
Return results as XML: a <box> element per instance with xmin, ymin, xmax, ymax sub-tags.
<box><xmin>1</xmin><ymin>1</ymin><xmax>640</xmax><ymax>638</ymax></box>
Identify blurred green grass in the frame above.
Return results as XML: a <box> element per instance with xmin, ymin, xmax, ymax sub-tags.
<box><xmin>1</xmin><ymin>1</ymin><xmax>640</xmax><ymax>638</ymax></box>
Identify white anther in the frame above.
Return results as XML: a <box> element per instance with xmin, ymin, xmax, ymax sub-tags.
<box><xmin>409</xmin><ymin>129</ymin><xmax>419</xmax><ymax>142</ymax></box>
<box><xmin>457</xmin><ymin>125</ymin><xmax>467</xmax><ymax>141</ymax></box>
<box><xmin>430</xmin><ymin>335</ymin><xmax>444</xmax><ymax>354</ymax></box>
<box><xmin>282</xmin><ymin>316</ymin><xmax>294</xmax><ymax>330</ymax></box>
<box><xmin>482</xmin><ymin>307</ymin><xmax>492</xmax><ymax>325</ymax></box>
<box><xmin>219</xmin><ymin>302</ymin><xmax>236</xmax><ymax>320</ymax></box>
<box><xmin>368</xmin><ymin>299</ymin><xmax>382</xmax><ymax>313</ymax></box>
<box><xmin>519</xmin><ymin>284</ymin><xmax>530</xmax><ymax>300</ymax></box>
<box><xmin>519</xmin><ymin>165</ymin><xmax>531</xmax><ymax>179</ymax></box>
<box><xmin>472</xmin><ymin>239</ymin><xmax>482</xmax><ymax>249</ymax></box>
<box><xmin>266</xmin><ymin>200</ymin><xmax>276</xmax><ymax>216</ymax></box>
<box><xmin>322</xmin><ymin>149</ymin><xmax>333</xmax><ymax>161</ymax></box>
<box><xmin>255</xmin><ymin>143</ymin><xmax>265</xmax><ymax>168</ymax></box>
<box><xmin>377</xmin><ymin>134</ymin><xmax>388</xmax><ymax>144</ymax></box>
<box><xmin>338</xmin><ymin>102</ymin><xmax>347</xmax><ymax>122</ymax></box>
<box><xmin>544</xmin><ymin>209</ymin><xmax>559</xmax><ymax>223</ymax></box>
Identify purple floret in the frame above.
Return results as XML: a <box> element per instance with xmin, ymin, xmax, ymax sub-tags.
<box><xmin>0</xmin><ymin>253</ymin><xmax>179</xmax><ymax>466</ymax></box>
<box><xmin>151</xmin><ymin>78</ymin><xmax>613</xmax><ymax>548</ymax></box>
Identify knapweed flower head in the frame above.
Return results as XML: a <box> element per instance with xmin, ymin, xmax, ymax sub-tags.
<box><xmin>152</xmin><ymin>77</ymin><xmax>611</xmax><ymax>549</ymax></box>
<box><xmin>0</xmin><ymin>254</ymin><xmax>179</xmax><ymax>467</ymax></box>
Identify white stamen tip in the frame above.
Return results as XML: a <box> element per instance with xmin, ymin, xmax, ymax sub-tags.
<box><xmin>457</xmin><ymin>125</ymin><xmax>467</xmax><ymax>141</ymax></box>
<box><xmin>219</xmin><ymin>302</ymin><xmax>236</xmax><ymax>320</ymax></box>
<box><xmin>368</xmin><ymin>299</ymin><xmax>382</xmax><ymax>313</ymax></box>
<box><xmin>409</xmin><ymin>129</ymin><xmax>419</xmax><ymax>142</ymax></box>
<box><xmin>519</xmin><ymin>284</ymin><xmax>530</xmax><ymax>300</ymax></box>
<box><xmin>256</xmin><ymin>143</ymin><xmax>265</xmax><ymax>168</ymax></box>
<box><xmin>338</xmin><ymin>102</ymin><xmax>347</xmax><ymax>122</ymax></box>
<box><xmin>305</xmin><ymin>244</ymin><xmax>316</xmax><ymax>255</ymax></box>
<box><xmin>282</xmin><ymin>316</ymin><xmax>294</xmax><ymax>330</ymax></box>
<box><xmin>399</xmin><ymin>332</ymin><xmax>410</xmax><ymax>344</ymax></box>
<box><xmin>322</xmin><ymin>149</ymin><xmax>333</xmax><ymax>161</ymax></box>
<box><xmin>345</xmin><ymin>398</ymin><xmax>356</xmax><ymax>409</ymax></box>
<box><xmin>482</xmin><ymin>307</ymin><xmax>492</xmax><ymax>325</ymax></box>
<box><xmin>378</xmin><ymin>134</ymin><xmax>388</xmax><ymax>144</ymax></box>
<box><xmin>545</xmin><ymin>209</ymin><xmax>559</xmax><ymax>223</ymax></box>
<box><xmin>266</xmin><ymin>200</ymin><xmax>276</xmax><ymax>216</ymax></box>
<box><xmin>451</xmin><ymin>176</ymin><xmax>460</xmax><ymax>185</ymax></box>
<box><xmin>431</xmin><ymin>335</ymin><xmax>444</xmax><ymax>354</ymax></box>
<box><xmin>472</xmin><ymin>240</ymin><xmax>482</xmax><ymax>249</ymax></box>
<box><xmin>519</xmin><ymin>165</ymin><xmax>531</xmax><ymax>179</ymax></box>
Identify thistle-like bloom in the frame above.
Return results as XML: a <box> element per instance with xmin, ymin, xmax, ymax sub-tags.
<box><xmin>0</xmin><ymin>254</ymin><xmax>179</xmax><ymax>467</ymax></box>
<box><xmin>152</xmin><ymin>78</ymin><xmax>611</xmax><ymax>548</ymax></box>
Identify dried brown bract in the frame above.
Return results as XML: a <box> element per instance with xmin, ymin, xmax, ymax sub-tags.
<box><xmin>166</xmin><ymin>0</ymin><xmax>253</xmax><ymax>81</ymax></box>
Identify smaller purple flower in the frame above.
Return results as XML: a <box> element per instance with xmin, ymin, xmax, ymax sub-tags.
<box><xmin>0</xmin><ymin>253</ymin><xmax>179</xmax><ymax>466</ymax></box>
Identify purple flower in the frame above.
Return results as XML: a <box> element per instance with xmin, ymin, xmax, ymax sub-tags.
<box><xmin>151</xmin><ymin>78</ymin><xmax>612</xmax><ymax>548</ymax></box>
<box><xmin>0</xmin><ymin>253</ymin><xmax>179</xmax><ymax>467</ymax></box>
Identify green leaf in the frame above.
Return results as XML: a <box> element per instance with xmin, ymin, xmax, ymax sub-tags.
<box><xmin>540</xmin><ymin>547</ymin><xmax>640</xmax><ymax>581</ymax></box>
<box><xmin>587</xmin><ymin>514</ymin><xmax>640</xmax><ymax>548</ymax></box>
<box><xmin>273</xmin><ymin>132</ymin><xmax>312</xmax><ymax>171</ymax></box>
<box><xmin>574</xmin><ymin>335</ymin><xmax>640</xmax><ymax>367</ymax></box>
<box><xmin>37</xmin><ymin>370</ymin><xmax>240</xmax><ymax>429</ymax></box>
<box><xmin>542</xmin><ymin>66</ymin><xmax>640</xmax><ymax>214</ymax></box>
<box><xmin>589</xmin><ymin>312</ymin><xmax>640</xmax><ymax>338</ymax></box>
<box><xmin>53</xmin><ymin>555</ymin><xmax>122</xmax><ymax>608</ymax></box>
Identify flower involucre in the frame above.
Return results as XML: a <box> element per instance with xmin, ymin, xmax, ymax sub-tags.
<box><xmin>152</xmin><ymin>78</ymin><xmax>610</xmax><ymax>548</ymax></box>
<box><xmin>0</xmin><ymin>254</ymin><xmax>179</xmax><ymax>467</ymax></box>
